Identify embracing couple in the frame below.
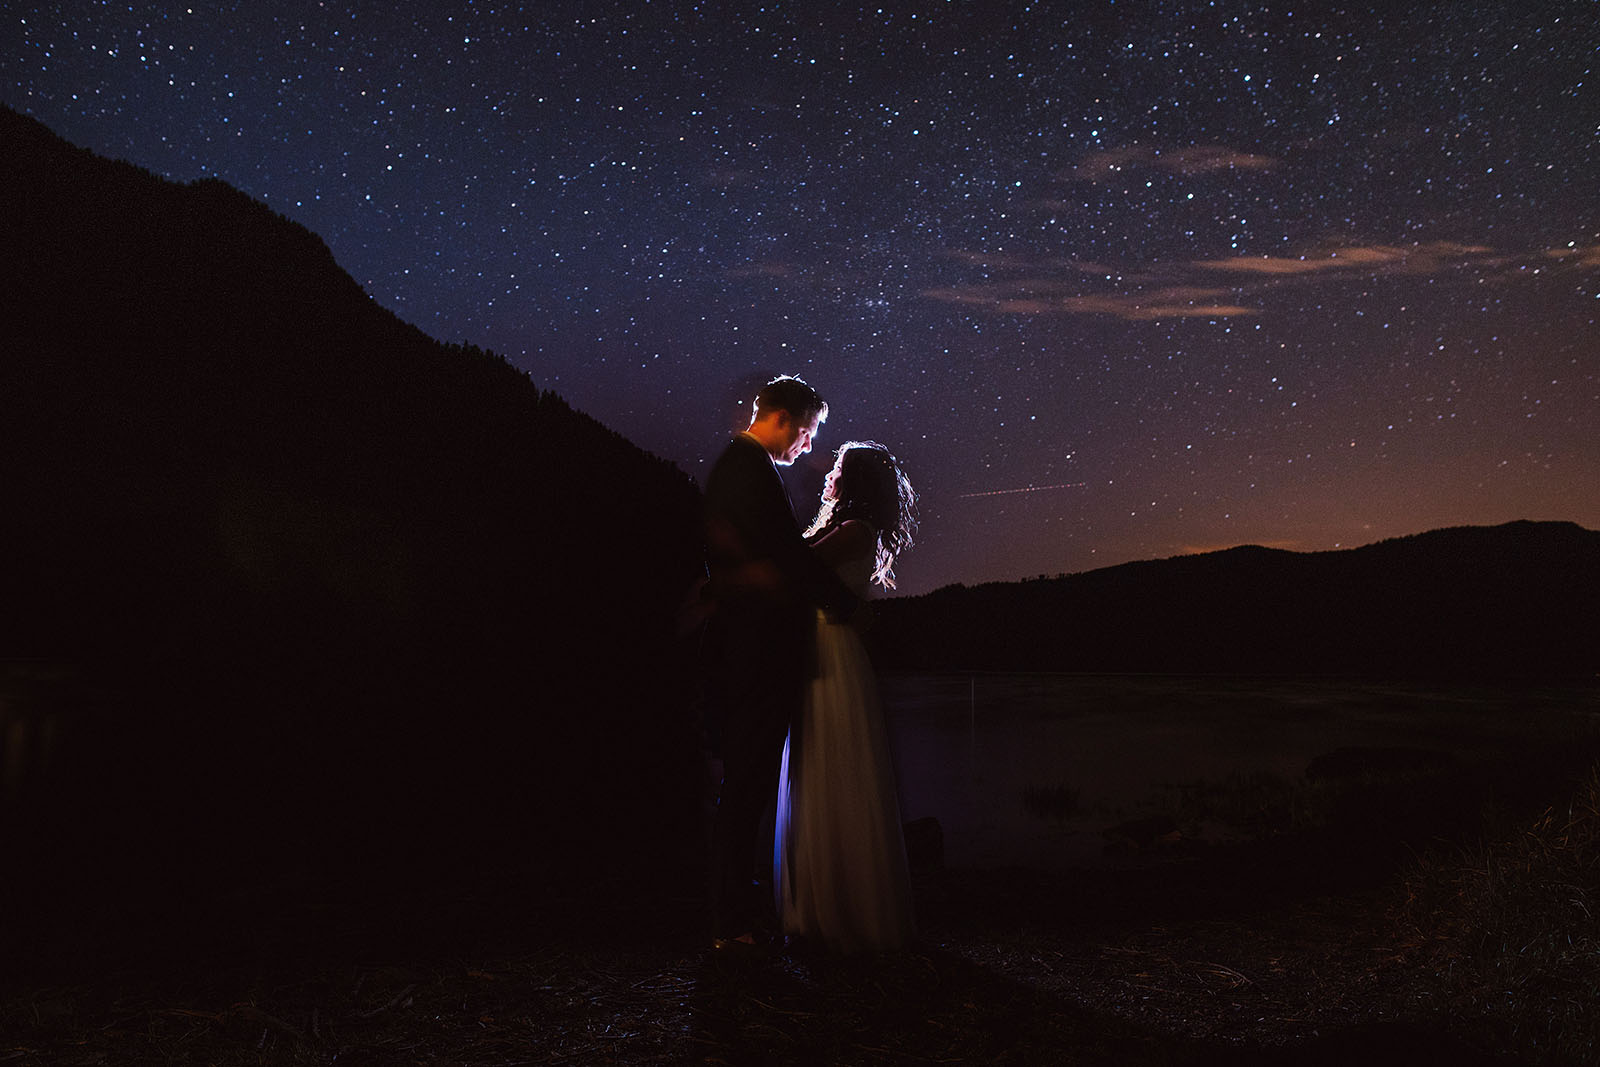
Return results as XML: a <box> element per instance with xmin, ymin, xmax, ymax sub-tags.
<box><xmin>702</xmin><ymin>374</ymin><xmax>916</xmax><ymax>956</ymax></box>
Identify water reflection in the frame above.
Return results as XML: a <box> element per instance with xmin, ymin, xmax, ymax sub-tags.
<box><xmin>881</xmin><ymin>673</ymin><xmax>1599</xmax><ymax>869</ymax></box>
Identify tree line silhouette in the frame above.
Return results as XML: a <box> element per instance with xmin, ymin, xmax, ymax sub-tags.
<box><xmin>868</xmin><ymin>520</ymin><xmax>1600</xmax><ymax>677</ymax></box>
<box><xmin>0</xmin><ymin>105</ymin><xmax>708</xmax><ymax>921</ymax></box>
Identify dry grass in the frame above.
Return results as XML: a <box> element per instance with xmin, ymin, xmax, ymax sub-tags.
<box><xmin>1403</xmin><ymin>765</ymin><xmax>1600</xmax><ymax>1065</ymax></box>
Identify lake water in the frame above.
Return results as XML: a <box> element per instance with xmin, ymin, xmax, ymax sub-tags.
<box><xmin>879</xmin><ymin>673</ymin><xmax>1600</xmax><ymax>869</ymax></box>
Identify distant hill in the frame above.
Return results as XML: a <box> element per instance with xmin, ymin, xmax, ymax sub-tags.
<box><xmin>0</xmin><ymin>106</ymin><xmax>706</xmax><ymax>910</ymax></box>
<box><xmin>870</xmin><ymin>521</ymin><xmax>1600</xmax><ymax>677</ymax></box>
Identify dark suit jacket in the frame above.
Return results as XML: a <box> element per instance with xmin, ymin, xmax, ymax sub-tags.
<box><xmin>702</xmin><ymin>434</ymin><xmax>857</xmax><ymax>703</ymax></box>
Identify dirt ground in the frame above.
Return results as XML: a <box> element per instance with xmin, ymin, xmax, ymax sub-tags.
<box><xmin>0</xmin><ymin>827</ymin><xmax>1525</xmax><ymax>1066</ymax></box>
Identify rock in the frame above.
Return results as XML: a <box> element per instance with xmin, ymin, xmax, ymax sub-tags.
<box><xmin>903</xmin><ymin>816</ymin><xmax>944</xmax><ymax>871</ymax></box>
<box><xmin>1101</xmin><ymin>814</ymin><xmax>1182</xmax><ymax>855</ymax></box>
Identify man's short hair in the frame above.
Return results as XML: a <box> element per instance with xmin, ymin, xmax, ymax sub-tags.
<box><xmin>753</xmin><ymin>374</ymin><xmax>828</xmax><ymax>425</ymax></box>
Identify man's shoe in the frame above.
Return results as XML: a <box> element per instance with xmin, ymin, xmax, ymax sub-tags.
<box><xmin>711</xmin><ymin>931</ymin><xmax>771</xmax><ymax>955</ymax></box>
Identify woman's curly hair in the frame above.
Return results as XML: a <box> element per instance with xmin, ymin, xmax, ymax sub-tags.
<box><xmin>804</xmin><ymin>441</ymin><xmax>918</xmax><ymax>589</ymax></box>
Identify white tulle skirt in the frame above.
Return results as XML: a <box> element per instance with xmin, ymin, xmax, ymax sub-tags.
<box><xmin>774</xmin><ymin>611</ymin><xmax>914</xmax><ymax>953</ymax></box>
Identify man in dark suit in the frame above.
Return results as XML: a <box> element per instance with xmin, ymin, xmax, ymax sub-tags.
<box><xmin>702</xmin><ymin>374</ymin><xmax>857</xmax><ymax>949</ymax></box>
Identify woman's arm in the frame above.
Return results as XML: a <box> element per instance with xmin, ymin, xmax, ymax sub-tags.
<box><xmin>810</xmin><ymin>519</ymin><xmax>876</xmax><ymax>568</ymax></box>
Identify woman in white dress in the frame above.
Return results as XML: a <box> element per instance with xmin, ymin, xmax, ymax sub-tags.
<box><xmin>775</xmin><ymin>441</ymin><xmax>917</xmax><ymax>953</ymax></box>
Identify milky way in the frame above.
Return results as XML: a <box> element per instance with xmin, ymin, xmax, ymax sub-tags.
<box><xmin>6</xmin><ymin>2</ymin><xmax>1596</xmax><ymax>594</ymax></box>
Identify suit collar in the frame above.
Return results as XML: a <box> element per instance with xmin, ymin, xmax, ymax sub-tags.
<box><xmin>738</xmin><ymin>431</ymin><xmax>776</xmax><ymax>465</ymax></box>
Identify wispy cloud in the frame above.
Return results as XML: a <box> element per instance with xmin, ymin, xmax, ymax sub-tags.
<box><xmin>1543</xmin><ymin>245</ymin><xmax>1600</xmax><ymax>268</ymax></box>
<box><xmin>1059</xmin><ymin>290</ymin><xmax>1257</xmax><ymax>321</ymax></box>
<box><xmin>727</xmin><ymin>125</ymin><xmax>1596</xmax><ymax>323</ymax></box>
<box><xmin>918</xmin><ymin>237</ymin><xmax>1588</xmax><ymax>321</ymax></box>
<box><xmin>1196</xmin><ymin>241</ymin><xmax>1497</xmax><ymax>277</ymax></box>
<box><xmin>922</xmin><ymin>281</ymin><xmax>1256</xmax><ymax>320</ymax></box>
<box><xmin>1069</xmin><ymin>145</ymin><xmax>1279</xmax><ymax>183</ymax></box>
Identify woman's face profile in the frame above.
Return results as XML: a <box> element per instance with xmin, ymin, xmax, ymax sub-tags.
<box><xmin>825</xmin><ymin>448</ymin><xmax>861</xmax><ymax>500</ymax></box>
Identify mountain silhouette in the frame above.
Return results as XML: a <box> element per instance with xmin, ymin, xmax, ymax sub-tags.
<box><xmin>0</xmin><ymin>106</ymin><xmax>707</xmax><ymax>912</ymax></box>
<box><xmin>869</xmin><ymin>520</ymin><xmax>1600</xmax><ymax>677</ymax></box>
<box><xmin>3</xmin><ymin>105</ymin><xmax>1593</xmax><ymax>941</ymax></box>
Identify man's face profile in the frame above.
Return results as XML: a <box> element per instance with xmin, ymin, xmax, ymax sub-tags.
<box><xmin>773</xmin><ymin>413</ymin><xmax>819</xmax><ymax>466</ymax></box>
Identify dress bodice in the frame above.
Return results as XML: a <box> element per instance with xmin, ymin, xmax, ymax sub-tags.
<box><xmin>832</xmin><ymin>549</ymin><xmax>875</xmax><ymax>600</ymax></box>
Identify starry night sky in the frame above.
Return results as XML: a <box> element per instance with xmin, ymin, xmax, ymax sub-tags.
<box><xmin>6</xmin><ymin>2</ymin><xmax>1596</xmax><ymax>595</ymax></box>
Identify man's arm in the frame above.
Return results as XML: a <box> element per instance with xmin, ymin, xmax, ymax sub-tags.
<box><xmin>706</xmin><ymin>439</ymin><xmax>858</xmax><ymax>618</ymax></box>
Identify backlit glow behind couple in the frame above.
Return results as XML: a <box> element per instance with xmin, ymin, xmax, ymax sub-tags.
<box><xmin>703</xmin><ymin>374</ymin><xmax>917</xmax><ymax>955</ymax></box>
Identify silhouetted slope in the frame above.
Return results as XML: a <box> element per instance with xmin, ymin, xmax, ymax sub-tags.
<box><xmin>0</xmin><ymin>106</ymin><xmax>706</xmax><ymax>910</ymax></box>
<box><xmin>871</xmin><ymin>521</ymin><xmax>1600</xmax><ymax>677</ymax></box>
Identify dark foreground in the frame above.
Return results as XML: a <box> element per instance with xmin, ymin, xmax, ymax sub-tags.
<box><xmin>8</xmin><ymin>678</ymin><xmax>1600</xmax><ymax>1067</ymax></box>
<box><xmin>9</xmin><ymin>737</ymin><xmax>1599</xmax><ymax>1067</ymax></box>
<box><xmin>0</xmin><ymin>864</ymin><xmax>1498</xmax><ymax>1066</ymax></box>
